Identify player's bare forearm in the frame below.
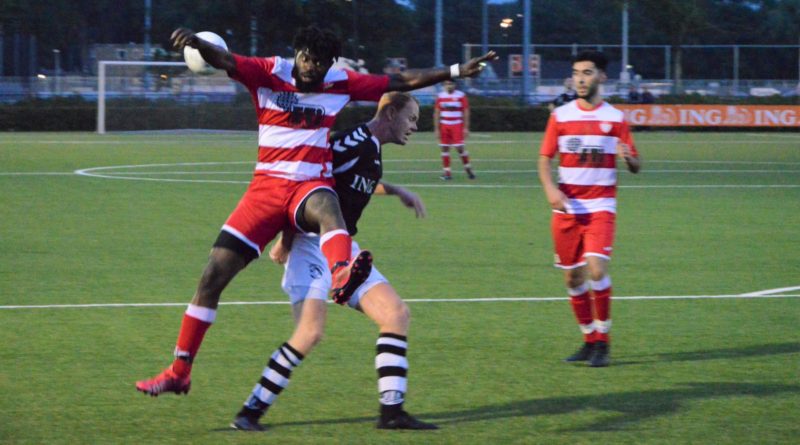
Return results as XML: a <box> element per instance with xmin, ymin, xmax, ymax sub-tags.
<box><xmin>538</xmin><ymin>155</ymin><xmax>567</xmax><ymax>211</ymax></box>
<box><xmin>617</xmin><ymin>142</ymin><xmax>641</xmax><ymax>174</ymax></box>
<box><xmin>388</xmin><ymin>68</ymin><xmax>450</xmax><ymax>91</ymax></box>
<box><xmin>387</xmin><ymin>51</ymin><xmax>498</xmax><ymax>91</ymax></box>
<box><xmin>170</xmin><ymin>27</ymin><xmax>236</xmax><ymax>72</ymax></box>
<box><xmin>378</xmin><ymin>182</ymin><xmax>427</xmax><ymax>218</ymax></box>
<box><xmin>625</xmin><ymin>155</ymin><xmax>641</xmax><ymax>173</ymax></box>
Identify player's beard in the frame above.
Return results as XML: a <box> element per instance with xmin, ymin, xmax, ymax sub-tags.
<box><xmin>292</xmin><ymin>67</ymin><xmax>323</xmax><ymax>92</ymax></box>
<box><xmin>577</xmin><ymin>83</ymin><xmax>599</xmax><ymax>101</ymax></box>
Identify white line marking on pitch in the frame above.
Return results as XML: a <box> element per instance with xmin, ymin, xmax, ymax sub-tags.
<box><xmin>739</xmin><ymin>286</ymin><xmax>800</xmax><ymax>296</ymax></box>
<box><xmin>1</xmin><ymin>293</ymin><xmax>798</xmax><ymax>310</ymax></box>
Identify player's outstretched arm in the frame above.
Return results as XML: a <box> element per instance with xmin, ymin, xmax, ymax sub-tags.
<box><xmin>170</xmin><ymin>27</ymin><xmax>236</xmax><ymax>73</ymax></box>
<box><xmin>387</xmin><ymin>51</ymin><xmax>498</xmax><ymax>92</ymax></box>
<box><xmin>376</xmin><ymin>182</ymin><xmax>427</xmax><ymax>218</ymax></box>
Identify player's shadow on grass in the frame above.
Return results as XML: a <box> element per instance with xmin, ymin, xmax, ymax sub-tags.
<box><xmin>251</xmin><ymin>382</ymin><xmax>798</xmax><ymax>432</ymax></box>
<box><xmin>615</xmin><ymin>341</ymin><xmax>800</xmax><ymax>366</ymax></box>
<box><xmin>426</xmin><ymin>382</ymin><xmax>800</xmax><ymax>432</ymax></box>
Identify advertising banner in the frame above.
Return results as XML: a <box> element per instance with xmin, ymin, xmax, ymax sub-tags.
<box><xmin>615</xmin><ymin>104</ymin><xmax>800</xmax><ymax>127</ymax></box>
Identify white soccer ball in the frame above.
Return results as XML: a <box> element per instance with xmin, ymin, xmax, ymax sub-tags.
<box><xmin>183</xmin><ymin>31</ymin><xmax>228</xmax><ymax>75</ymax></box>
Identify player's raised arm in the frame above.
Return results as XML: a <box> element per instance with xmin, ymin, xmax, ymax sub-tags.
<box><xmin>170</xmin><ymin>27</ymin><xmax>236</xmax><ymax>73</ymax></box>
<box><xmin>387</xmin><ymin>51</ymin><xmax>498</xmax><ymax>92</ymax></box>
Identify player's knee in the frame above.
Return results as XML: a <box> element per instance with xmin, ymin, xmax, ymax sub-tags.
<box><xmin>198</xmin><ymin>250</ymin><xmax>244</xmax><ymax>295</ymax></box>
<box><xmin>390</xmin><ymin>300</ymin><xmax>411</xmax><ymax>330</ymax></box>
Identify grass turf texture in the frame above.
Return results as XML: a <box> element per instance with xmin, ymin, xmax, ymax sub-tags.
<box><xmin>1</xmin><ymin>131</ymin><xmax>799</xmax><ymax>444</ymax></box>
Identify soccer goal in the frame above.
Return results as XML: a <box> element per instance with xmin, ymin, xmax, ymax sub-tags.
<box><xmin>96</xmin><ymin>60</ymin><xmax>239</xmax><ymax>134</ymax></box>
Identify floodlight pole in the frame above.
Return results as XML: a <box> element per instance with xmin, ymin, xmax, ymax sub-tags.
<box><xmin>481</xmin><ymin>0</ymin><xmax>489</xmax><ymax>56</ymax></box>
<box><xmin>435</xmin><ymin>0</ymin><xmax>443</xmax><ymax>67</ymax></box>
<box><xmin>521</xmin><ymin>0</ymin><xmax>532</xmax><ymax>105</ymax></box>
<box><xmin>620</xmin><ymin>1</ymin><xmax>630</xmax><ymax>85</ymax></box>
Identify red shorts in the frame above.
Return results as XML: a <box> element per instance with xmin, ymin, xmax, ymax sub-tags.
<box><xmin>551</xmin><ymin>211</ymin><xmax>616</xmax><ymax>269</ymax></box>
<box><xmin>439</xmin><ymin>124</ymin><xmax>464</xmax><ymax>146</ymax></box>
<box><xmin>222</xmin><ymin>175</ymin><xmax>334</xmax><ymax>256</ymax></box>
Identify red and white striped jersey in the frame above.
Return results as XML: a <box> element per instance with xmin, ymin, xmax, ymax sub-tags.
<box><xmin>434</xmin><ymin>90</ymin><xmax>469</xmax><ymax>126</ymax></box>
<box><xmin>230</xmin><ymin>54</ymin><xmax>389</xmax><ymax>181</ymax></box>
<box><xmin>539</xmin><ymin>100</ymin><xmax>638</xmax><ymax>214</ymax></box>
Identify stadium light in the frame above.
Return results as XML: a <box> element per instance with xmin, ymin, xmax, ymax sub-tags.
<box><xmin>500</xmin><ymin>18</ymin><xmax>513</xmax><ymax>28</ymax></box>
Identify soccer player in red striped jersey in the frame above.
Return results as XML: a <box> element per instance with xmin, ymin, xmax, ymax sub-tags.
<box><xmin>434</xmin><ymin>80</ymin><xmax>474</xmax><ymax>180</ymax></box>
<box><xmin>538</xmin><ymin>51</ymin><xmax>641</xmax><ymax>367</ymax></box>
<box><xmin>135</xmin><ymin>26</ymin><xmax>496</xmax><ymax>398</ymax></box>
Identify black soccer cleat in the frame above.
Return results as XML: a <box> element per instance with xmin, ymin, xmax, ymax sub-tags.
<box><xmin>564</xmin><ymin>342</ymin><xmax>595</xmax><ymax>363</ymax></box>
<box><xmin>230</xmin><ymin>415</ymin><xmax>267</xmax><ymax>432</ymax></box>
<box><xmin>588</xmin><ymin>341</ymin><xmax>610</xmax><ymax>367</ymax></box>
<box><xmin>377</xmin><ymin>410</ymin><xmax>439</xmax><ymax>430</ymax></box>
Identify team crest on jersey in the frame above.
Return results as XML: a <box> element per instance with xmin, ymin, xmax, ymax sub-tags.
<box><xmin>599</xmin><ymin>122</ymin><xmax>612</xmax><ymax>133</ymax></box>
<box><xmin>274</xmin><ymin>91</ymin><xmax>325</xmax><ymax>128</ymax></box>
<box><xmin>565</xmin><ymin>137</ymin><xmax>582</xmax><ymax>152</ymax></box>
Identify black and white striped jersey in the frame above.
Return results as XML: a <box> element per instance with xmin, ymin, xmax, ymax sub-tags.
<box><xmin>330</xmin><ymin>124</ymin><xmax>382</xmax><ymax>236</ymax></box>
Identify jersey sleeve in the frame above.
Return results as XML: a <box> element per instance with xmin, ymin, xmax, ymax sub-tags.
<box><xmin>228</xmin><ymin>54</ymin><xmax>275</xmax><ymax>91</ymax></box>
<box><xmin>619</xmin><ymin>120</ymin><xmax>638</xmax><ymax>157</ymax></box>
<box><xmin>346</xmin><ymin>71</ymin><xmax>390</xmax><ymax>102</ymax></box>
<box><xmin>539</xmin><ymin>114</ymin><xmax>560</xmax><ymax>158</ymax></box>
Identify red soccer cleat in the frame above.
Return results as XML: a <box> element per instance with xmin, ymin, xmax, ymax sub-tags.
<box><xmin>135</xmin><ymin>366</ymin><xmax>191</xmax><ymax>397</ymax></box>
<box><xmin>330</xmin><ymin>250</ymin><xmax>372</xmax><ymax>305</ymax></box>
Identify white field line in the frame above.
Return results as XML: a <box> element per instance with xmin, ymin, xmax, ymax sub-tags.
<box><xmin>1</xmin><ymin>293</ymin><xmax>799</xmax><ymax>310</ymax></box>
<box><xmin>739</xmin><ymin>286</ymin><xmax>800</xmax><ymax>296</ymax></box>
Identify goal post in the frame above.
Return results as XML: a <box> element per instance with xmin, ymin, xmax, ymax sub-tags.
<box><xmin>96</xmin><ymin>60</ymin><xmax>237</xmax><ymax>134</ymax></box>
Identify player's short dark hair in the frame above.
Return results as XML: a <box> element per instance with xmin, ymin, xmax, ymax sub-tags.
<box><xmin>292</xmin><ymin>26</ymin><xmax>342</xmax><ymax>63</ymax></box>
<box><xmin>573</xmin><ymin>50</ymin><xmax>608</xmax><ymax>72</ymax></box>
<box><xmin>376</xmin><ymin>92</ymin><xmax>419</xmax><ymax>118</ymax></box>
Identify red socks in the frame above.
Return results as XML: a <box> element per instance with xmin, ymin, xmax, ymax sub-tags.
<box><xmin>320</xmin><ymin>229</ymin><xmax>352</xmax><ymax>270</ymax></box>
<box><xmin>590</xmin><ymin>276</ymin><xmax>612</xmax><ymax>343</ymax></box>
<box><xmin>568</xmin><ymin>284</ymin><xmax>595</xmax><ymax>342</ymax></box>
<box><xmin>172</xmin><ymin>304</ymin><xmax>216</xmax><ymax>377</ymax></box>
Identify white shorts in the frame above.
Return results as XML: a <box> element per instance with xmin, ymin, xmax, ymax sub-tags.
<box><xmin>281</xmin><ymin>233</ymin><xmax>388</xmax><ymax>308</ymax></box>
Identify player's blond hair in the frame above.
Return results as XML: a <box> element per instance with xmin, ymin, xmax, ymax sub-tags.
<box><xmin>376</xmin><ymin>92</ymin><xmax>418</xmax><ymax>118</ymax></box>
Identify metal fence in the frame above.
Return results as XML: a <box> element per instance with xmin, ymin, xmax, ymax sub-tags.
<box><xmin>1</xmin><ymin>43</ymin><xmax>799</xmax><ymax>104</ymax></box>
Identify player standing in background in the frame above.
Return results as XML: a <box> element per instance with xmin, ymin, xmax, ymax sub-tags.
<box><xmin>548</xmin><ymin>77</ymin><xmax>577</xmax><ymax>112</ymax></box>
<box><xmin>537</xmin><ymin>51</ymin><xmax>641</xmax><ymax>367</ymax></box>
<box><xmin>136</xmin><ymin>25</ymin><xmax>496</xmax><ymax>397</ymax></box>
<box><xmin>434</xmin><ymin>80</ymin><xmax>475</xmax><ymax>180</ymax></box>
<box><xmin>231</xmin><ymin>93</ymin><xmax>435</xmax><ymax>431</ymax></box>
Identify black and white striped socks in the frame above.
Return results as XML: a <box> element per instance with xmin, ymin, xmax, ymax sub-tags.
<box><xmin>237</xmin><ymin>342</ymin><xmax>304</xmax><ymax>420</ymax></box>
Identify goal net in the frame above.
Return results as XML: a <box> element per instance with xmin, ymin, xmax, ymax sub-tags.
<box><xmin>96</xmin><ymin>60</ymin><xmax>245</xmax><ymax>134</ymax></box>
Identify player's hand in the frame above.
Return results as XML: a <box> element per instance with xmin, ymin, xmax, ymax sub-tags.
<box><xmin>617</xmin><ymin>142</ymin><xmax>632</xmax><ymax>160</ymax></box>
<box><xmin>459</xmin><ymin>51</ymin><xmax>498</xmax><ymax>78</ymax></box>
<box><xmin>269</xmin><ymin>230</ymin><xmax>294</xmax><ymax>265</ymax></box>
<box><xmin>395</xmin><ymin>187</ymin><xmax>427</xmax><ymax>218</ymax></box>
<box><xmin>170</xmin><ymin>27</ymin><xmax>198</xmax><ymax>50</ymax></box>
<box><xmin>546</xmin><ymin>187</ymin><xmax>569</xmax><ymax>212</ymax></box>
<box><xmin>269</xmin><ymin>241</ymin><xmax>289</xmax><ymax>265</ymax></box>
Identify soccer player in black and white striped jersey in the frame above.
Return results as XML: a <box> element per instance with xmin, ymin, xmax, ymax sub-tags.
<box><xmin>231</xmin><ymin>92</ymin><xmax>437</xmax><ymax>431</ymax></box>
